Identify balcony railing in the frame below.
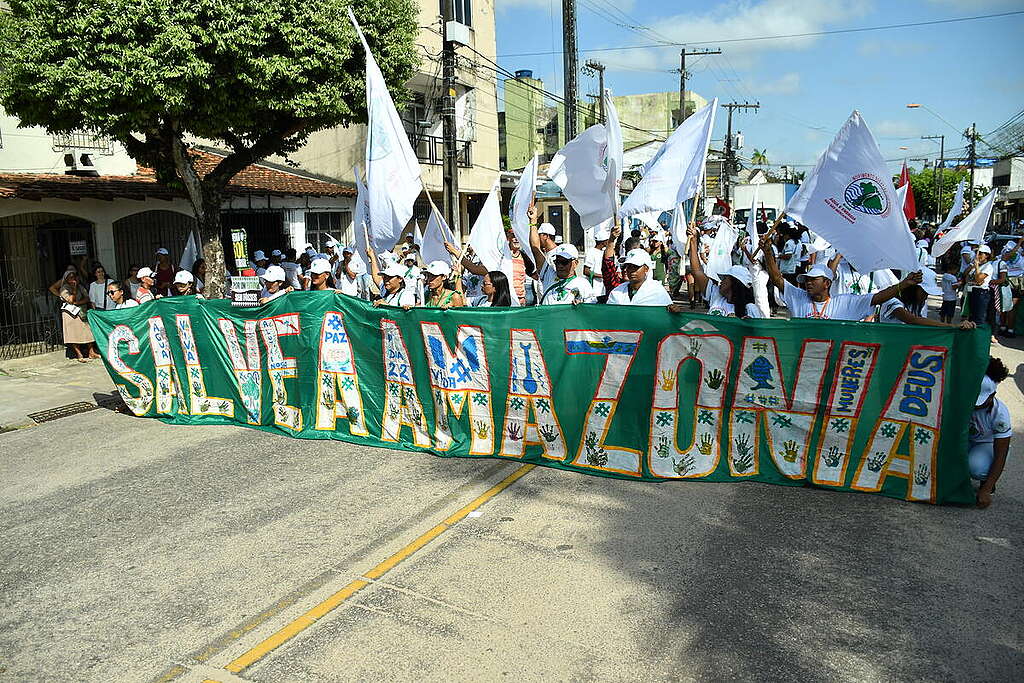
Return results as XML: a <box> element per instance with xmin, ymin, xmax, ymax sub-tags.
<box><xmin>51</xmin><ymin>131</ymin><xmax>115</xmax><ymax>154</ymax></box>
<box><xmin>407</xmin><ymin>132</ymin><xmax>472</xmax><ymax>168</ymax></box>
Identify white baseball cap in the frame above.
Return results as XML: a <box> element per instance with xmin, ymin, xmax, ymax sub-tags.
<box><xmin>308</xmin><ymin>258</ymin><xmax>332</xmax><ymax>275</ymax></box>
<box><xmin>623</xmin><ymin>248</ymin><xmax>653</xmax><ymax>269</ymax></box>
<box><xmin>538</xmin><ymin>222</ymin><xmax>556</xmax><ymax>236</ymax></box>
<box><xmin>253</xmin><ymin>250</ymin><xmax>267</xmax><ymax>261</ymax></box>
<box><xmin>550</xmin><ymin>244</ymin><xmax>579</xmax><ymax>261</ymax></box>
<box><xmin>976</xmin><ymin>375</ymin><xmax>997</xmax><ymax>406</ymax></box>
<box><xmin>720</xmin><ymin>264</ymin><xmax>753</xmax><ymax>288</ymax></box>
<box><xmin>263</xmin><ymin>265</ymin><xmax>286</xmax><ymax>282</ymax></box>
<box><xmin>137</xmin><ymin>267</ymin><xmax>155</xmax><ymax>279</ymax></box>
<box><xmin>424</xmin><ymin>260</ymin><xmax>452</xmax><ymax>276</ymax></box>
<box><xmin>978</xmin><ymin>245</ymin><xmax>992</xmax><ymax>255</ymax></box>
<box><xmin>915</xmin><ymin>239</ymin><xmax>929</xmax><ymax>248</ymax></box>
<box><xmin>342</xmin><ymin>245</ymin><xmax>355</xmax><ymax>255</ymax></box>
<box><xmin>383</xmin><ymin>263</ymin><xmax>406</xmax><ymax>278</ymax></box>
<box><xmin>173</xmin><ymin>270</ymin><xmax>194</xmax><ymax>285</ymax></box>
<box><xmin>798</xmin><ymin>264</ymin><xmax>835</xmax><ymax>283</ymax></box>
<box><xmin>594</xmin><ymin>224</ymin><xmax>612</xmax><ymax>241</ymax></box>
<box><xmin>155</xmin><ymin>247</ymin><xmax>169</xmax><ymax>255</ymax></box>
<box><xmin>271</xmin><ymin>249</ymin><xmax>283</xmax><ymax>257</ymax></box>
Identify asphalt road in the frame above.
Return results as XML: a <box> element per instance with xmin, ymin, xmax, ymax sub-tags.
<box><xmin>1</xmin><ymin>347</ymin><xmax>1022</xmax><ymax>682</ymax></box>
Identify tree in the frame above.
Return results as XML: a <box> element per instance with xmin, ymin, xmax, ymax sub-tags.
<box><xmin>0</xmin><ymin>0</ymin><xmax>419</xmax><ymax>297</ymax></box>
<box><xmin>750</xmin><ymin>148</ymin><xmax>769</xmax><ymax>166</ymax></box>
<box><xmin>907</xmin><ymin>166</ymin><xmax>989</xmax><ymax>224</ymax></box>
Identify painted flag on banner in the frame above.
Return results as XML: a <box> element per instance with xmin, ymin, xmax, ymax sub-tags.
<box><xmin>179</xmin><ymin>231</ymin><xmax>199</xmax><ymax>271</ymax></box>
<box><xmin>510</xmin><ymin>154</ymin><xmax>538</xmax><ymax>250</ymax></box>
<box><xmin>619</xmin><ymin>98</ymin><xmax>717</xmax><ymax>218</ymax></box>
<box><xmin>349</xmin><ymin>9</ymin><xmax>421</xmax><ymax>252</ymax></box>
<box><xmin>784</xmin><ymin>111</ymin><xmax>918</xmax><ymax>274</ymax></box>
<box><xmin>898</xmin><ymin>161</ymin><xmax>916</xmax><ymax>220</ymax></box>
<box><xmin>931</xmin><ymin>188</ymin><xmax>997</xmax><ymax>258</ymax></box>
<box><xmin>468</xmin><ymin>183</ymin><xmax>508</xmax><ymax>272</ymax></box>
<box><xmin>420</xmin><ymin>205</ymin><xmax>456</xmax><ymax>266</ymax></box>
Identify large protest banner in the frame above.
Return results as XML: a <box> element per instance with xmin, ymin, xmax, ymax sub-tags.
<box><xmin>89</xmin><ymin>294</ymin><xmax>988</xmax><ymax>504</ymax></box>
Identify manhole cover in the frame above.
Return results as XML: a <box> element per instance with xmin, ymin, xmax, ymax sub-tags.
<box><xmin>27</xmin><ymin>402</ymin><xmax>99</xmax><ymax>424</ymax></box>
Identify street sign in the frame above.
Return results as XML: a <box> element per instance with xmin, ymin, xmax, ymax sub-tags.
<box><xmin>69</xmin><ymin>240</ymin><xmax>87</xmax><ymax>256</ymax></box>
<box><xmin>231</xmin><ymin>229</ymin><xmax>249</xmax><ymax>270</ymax></box>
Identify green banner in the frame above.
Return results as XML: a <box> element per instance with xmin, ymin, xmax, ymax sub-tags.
<box><xmin>88</xmin><ymin>293</ymin><xmax>989</xmax><ymax>504</ymax></box>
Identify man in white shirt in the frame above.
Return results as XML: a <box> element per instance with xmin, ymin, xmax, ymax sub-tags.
<box><xmin>584</xmin><ymin>226</ymin><xmax>609</xmax><ymax>300</ymax></box>
<box><xmin>965</xmin><ymin>244</ymin><xmax>996</xmax><ymax>326</ymax></box>
<box><xmin>533</xmin><ymin>220</ymin><xmax>560</xmax><ymax>291</ymax></box>
<box><xmin>607</xmin><ymin>249</ymin><xmax>672</xmax><ymax>306</ymax></box>
<box><xmin>762</xmin><ymin>234</ymin><xmax>920</xmax><ymax>320</ymax></box>
<box><xmin>538</xmin><ymin>244</ymin><xmax>595</xmax><ymax>305</ymax></box>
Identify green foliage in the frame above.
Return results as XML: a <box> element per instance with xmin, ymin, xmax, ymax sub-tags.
<box><xmin>907</xmin><ymin>167</ymin><xmax>988</xmax><ymax>222</ymax></box>
<box><xmin>750</xmin><ymin>148</ymin><xmax>769</xmax><ymax>166</ymax></box>
<box><xmin>0</xmin><ymin>0</ymin><xmax>419</xmax><ymax>158</ymax></box>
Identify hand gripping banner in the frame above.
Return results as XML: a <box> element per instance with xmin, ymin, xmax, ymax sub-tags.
<box><xmin>89</xmin><ymin>293</ymin><xmax>989</xmax><ymax>504</ymax></box>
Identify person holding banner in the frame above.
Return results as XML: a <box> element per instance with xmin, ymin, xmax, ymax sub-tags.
<box><xmin>761</xmin><ymin>233</ymin><xmax>921</xmax><ymax>321</ymax></box>
<box><xmin>422</xmin><ymin>261</ymin><xmax>464</xmax><ymax>309</ymax></box>
<box><xmin>970</xmin><ymin>358</ymin><xmax>1012</xmax><ymax>509</ymax></box>
<box><xmin>367</xmin><ymin>246</ymin><xmax>417</xmax><ymax>309</ymax></box>
<box><xmin>605</xmin><ymin>249</ymin><xmax>673</xmax><ymax>307</ymax></box>
<box><xmin>307</xmin><ymin>258</ymin><xmax>334</xmax><ymax>292</ymax></box>
<box><xmin>171</xmin><ymin>270</ymin><xmax>198</xmax><ymax>297</ymax></box>
<box><xmin>538</xmin><ymin>244</ymin><xmax>594</xmax><ymax>305</ymax></box>
<box><xmin>678</xmin><ymin>224</ymin><xmax>762</xmax><ymax>318</ymax></box>
<box><xmin>258</xmin><ymin>265</ymin><xmax>293</xmax><ymax>305</ymax></box>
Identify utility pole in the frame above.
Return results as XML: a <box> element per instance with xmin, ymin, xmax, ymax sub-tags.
<box><xmin>441</xmin><ymin>6</ymin><xmax>460</xmax><ymax>235</ymax></box>
<box><xmin>922</xmin><ymin>134</ymin><xmax>944</xmax><ymax>223</ymax></box>
<box><xmin>562</xmin><ymin>0</ymin><xmax>579</xmax><ymax>141</ymax></box>
<box><xmin>676</xmin><ymin>46</ymin><xmax>721</xmax><ymax>124</ymax></box>
<box><xmin>966</xmin><ymin>123</ymin><xmax>977</xmax><ymax>210</ymax></box>
<box><xmin>722</xmin><ymin>101</ymin><xmax>759</xmax><ymax>205</ymax></box>
<box><xmin>583</xmin><ymin>60</ymin><xmax>605</xmax><ymax>122</ymax></box>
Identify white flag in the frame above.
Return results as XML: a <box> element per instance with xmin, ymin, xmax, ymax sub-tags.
<box><xmin>413</xmin><ymin>220</ymin><xmax>423</xmax><ymax>248</ymax></box>
<box><xmin>935</xmin><ymin>180</ymin><xmax>966</xmax><ymax>234</ymax></box>
<box><xmin>706</xmin><ymin>222</ymin><xmax>738</xmax><ymax>282</ymax></box>
<box><xmin>179</xmin><ymin>230</ymin><xmax>199</xmax><ymax>271</ymax></box>
<box><xmin>784</xmin><ymin>111</ymin><xmax>917</xmax><ymax>273</ymax></box>
<box><xmin>745</xmin><ymin>184</ymin><xmax>760</xmax><ymax>246</ymax></box>
<box><xmin>510</xmin><ymin>154</ymin><xmax>538</xmax><ymax>250</ymax></box>
<box><xmin>930</xmin><ymin>188</ymin><xmax>997</xmax><ymax>258</ymax></box>
<box><xmin>603</xmin><ymin>88</ymin><xmax>624</xmax><ymax>213</ymax></box>
<box><xmin>468</xmin><ymin>183</ymin><xmax>508</xmax><ymax>273</ymax></box>
<box><xmin>349</xmin><ymin>10</ymin><xmax>421</xmax><ymax>253</ymax></box>
<box><xmin>619</xmin><ymin>98</ymin><xmax>717</xmax><ymax>218</ymax></box>
<box><xmin>352</xmin><ymin>164</ymin><xmax>370</xmax><ymax>258</ymax></box>
<box><xmin>420</xmin><ymin>205</ymin><xmax>456</xmax><ymax>266</ymax></box>
<box><xmin>549</xmin><ymin>125</ymin><xmax>613</xmax><ymax>227</ymax></box>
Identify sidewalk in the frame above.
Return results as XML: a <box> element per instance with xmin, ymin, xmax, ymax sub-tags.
<box><xmin>0</xmin><ymin>351</ymin><xmax>117</xmax><ymax>431</ymax></box>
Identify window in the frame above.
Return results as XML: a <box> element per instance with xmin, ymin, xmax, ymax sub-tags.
<box><xmin>440</xmin><ymin>0</ymin><xmax>472</xmax><ymax>27</ymax></box>
<box><xmin>51</xmin><ymin>131</ymin><xmax>114</xmax><ymax>154</ymax></box>
<box><xmin>305</xmin><ymin>211</ymin><xmax>352</xmax><ymax>253</ymax></box>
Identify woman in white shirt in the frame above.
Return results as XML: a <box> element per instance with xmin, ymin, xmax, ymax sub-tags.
<box><xmin>88</xmin><ymin>263</ymin><xmax>116</xmax><ymax>311</ymax></box>
<box><xmin>964</xmin><ymin>245</ymin><xmax>995</xmax><ymax>326</ymax></box>
<box><xmin>679</xmin><ymin>224</ymin><xmax>763</xmax><ymax>318</ymax></box>
<box><xmin>970</xmin><ymin>358</ymin><xmax>1012</xmax><ymax>509</ymax></box>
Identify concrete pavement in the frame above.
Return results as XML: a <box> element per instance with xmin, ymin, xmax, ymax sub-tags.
<box><xmin>0</xmin><ymin>342</ymin><xmax>1021</xmax><ymax>682</ymax></box>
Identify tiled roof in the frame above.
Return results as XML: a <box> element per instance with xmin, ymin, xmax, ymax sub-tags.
<box><xmin>0</xmin><ymin>149</ymin><xmax>354</xmax><ymax>201</ymax></box>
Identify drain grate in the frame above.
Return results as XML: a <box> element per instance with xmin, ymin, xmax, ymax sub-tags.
<box><xmin>27</xmin><ymin>401</ymin><xmax>99</xmax><ymax>424</ymax></box>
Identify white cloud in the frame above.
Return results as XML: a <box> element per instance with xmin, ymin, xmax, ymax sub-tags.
<box><xmin>857</xmin><ymin>39</ymin><xmax>928</xmax><ymax>57</ymax></box>
<box><xmin>499</xmin><ymin>0</ymin><xmax>636</xmax><ymax>10</ymax></box>
<box><xmin>745</xmin><ymin>72</ymin><xmax>800</xmax><ymax>95</ymax></box>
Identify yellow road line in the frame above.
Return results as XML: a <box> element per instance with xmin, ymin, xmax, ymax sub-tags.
<box><xmin>225</xmin><ymin>463</ymin><xmax>534</xmax><ymax>674</ymax></box>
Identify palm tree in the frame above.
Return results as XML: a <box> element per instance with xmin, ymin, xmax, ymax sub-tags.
<box><xmin>751</xmin><ymin>148</ymin><xmax>769</xmax><ymax>166</ymax></box>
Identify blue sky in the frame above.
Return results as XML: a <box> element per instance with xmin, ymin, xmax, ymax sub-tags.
<box><xmin>493</xmin><ymin>0</ymin><xmax>1024</xmax><ymax>173</ymax></box>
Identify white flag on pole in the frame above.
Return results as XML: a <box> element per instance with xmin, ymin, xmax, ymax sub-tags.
<box><xmin>784</xmin><ymin>111</ymin><xmax>918</xmax><ymax>273</ymax></box>
<box><xmin>745</xmin><ymin>183</ymin><xmax>760</xmax><ymax>246</ymax></box>
<box><xmin>931</xmin><ymin>188</ymin><xmax>997</xmax><ymax>258</ymax></box>
<box><xmin>510</xmin><ymin>154</ymin><xmax>538</xmax><ymax>250</ymax></box>
<box><xmin>603</xmin><ymin>88</ymin><xmax>624</xmax><ymax>213</ymax></box>
<box><xmin>706</xmin><ymin>222</ymin><xmax>738</xmax><ymax>282</ymax></box>
<box><xmin>179</xmin><ymin>230</ymin><xmax>199</xmax><ymax>271</ymax></box>
<box><xmin>352</xmin><ymin>164</ymin><xmax>370</xmax><ymax>259</ymax></box>
<box><xmin>933</xmin><ymin>179</ymin><xmax>966</xmax><ymax>234</ymax></box>
<box><xmin>420</xmin><ymin>205</ymin><xmax>456</xmax><ymax>266</ymax></box>
<box><xmin>468</xmin><ymin>183</ymin><xmax>508</xmax><ymax>273</ymax></box>
<box><xmin>349</xmin><ymin>9</ymin><xmax>422</xmax><ymax>253</ymax></box>
<box><xmin>619</xmin><ymin>98</ymin><xmax>717</xmax><ymax>218</ymax></box>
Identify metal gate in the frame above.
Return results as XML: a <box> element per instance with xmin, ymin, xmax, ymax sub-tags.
<box><xmin>0</xmin><ymin>213</ymin><xmax>94</xmax><ymax>359</ymax></box>
<box><xmin>113</xmin><ymin>210</ymin><xmax>197</xmax><ymax>278</ymax></box>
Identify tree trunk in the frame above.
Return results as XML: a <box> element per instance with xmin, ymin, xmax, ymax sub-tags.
<box><xmin>198</xmin><ymin>190</ymin><xmax>228</xmax><ymax>299</ymax></box>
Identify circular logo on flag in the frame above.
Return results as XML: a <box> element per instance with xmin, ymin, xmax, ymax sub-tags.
<box><xmin>843</xmin><ymin>174</ymin><xmax>890</xmax><ymax>216</ymax></box>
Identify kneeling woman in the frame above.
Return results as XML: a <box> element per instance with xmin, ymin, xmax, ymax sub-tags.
<box><xmin>970</xmin><ymin>357</ymin><xmax>1012</xmax><ymax>509</ymax></box>
<box><xmin>672</xmin><ymin>224</ymin><xmax>762</xmax><ymax>318</ymax></box>
<box><xmin>422</xmin><ymin>261</ymin><xmax>464</xmax><ymax>309</ymax></box>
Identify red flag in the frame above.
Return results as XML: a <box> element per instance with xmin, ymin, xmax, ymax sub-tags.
<box><xmin>759</xmin><ymin>202</ymin><xmax>769</xmax><ymax>224</ymax></box>
<box><xmin>898</xmin><ymin>161</ymin><xmax>916</xmax><ymax>221</ymax></box>
<box><xmin>714</xmin><ymin>196</ymin><xmax>731</xmax><ymax>218</ymax></box>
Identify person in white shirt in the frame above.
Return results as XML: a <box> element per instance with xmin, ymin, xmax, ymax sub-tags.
<box><xmin>607</xmin><ymin>249</ymin><xmax>673</xmax><ymax>306</ymax></box>
<box><xmin>134</xmin><ymin>267</ymin><xmax>157</xmax><ymax>303</ymax></box>
<box><xmin>939</xmin><ymin>271</ymin><xmax>961</xmax><ymax>323</ymax></box>
<box><xmin>105</xmin><ymin>282</ymin><xmax>138</xmax><ymax>309</ymax></box>
<box><xmin>777</xmin><ymin>225</ymin><xmax>801</xmax><ymax>284</ymax></box>
<box><xmin>372</xmin><ymin>263</ymin><xmax>417</xmax><ymax>308</ymax></box>
<box><xmin>681</xmin><ymin>225</ymin><xmax>762</xmax><ymax>318</ymax></box>
<box><xmin>280</xmin><ymin>248</ymin><xmax>303</xmax><ymax>290</ymax></box>
<box><xmin>537</xmin><ymin>244</ymin><xmax>595</xmax><ymax>305</ymax></box>
<box><xmin>527</xmin><ymin>206</ymin><xmax>560</xmax><ymax>293</ymax></box>
<box><xmin>258</xmin><ymin>265</ymin><xmax>293</xmax><ymax>305</ymax></box>
<box><xmin>87</xmin><ymin>263</ymin><xmax>116</xmax><ymax>310</ymax></box>
<box><xmin>998</xmin><ymin>241</ymin><xmax>1024</xmax><ymax>337</ymax></box>
<box><xmin>761</xmin><ymin>233</ymin><xmax>920</xmax><ymax>321</ymax></box>
<box><xmin>959</xmin><ymin>244</ymin><xmax>976</xmax><ymax>275</ymax></box>
<box><xmin>876</xmin><ymin>272</ymin><xmax>975</xmax><ymax>329</ymax></box>
<box><xmin>468</xmin><ymin>271</ymin><xmax>512</xmax><ymax>307</ymax></box>
<box><xmin>307</xmin><ymin>258</ymin><xmax>334</xmax><ymax>291</ymax></box>
<box><xmin>970</xmin><ymin>359</ymin><xmax>1012</xmax><ymax>509</ymax></box>
<box><xmin>964</xmin><ymin>244</ymin><xmax>995</xmax><ymax>326</ymax></box>
<box><xmin>584</xmin><ymin>227</ymin><xmax>609</xmax><ymax>300</ymax></box>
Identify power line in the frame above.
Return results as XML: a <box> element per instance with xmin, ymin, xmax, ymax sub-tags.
<box><xmin>497</xmin><ymin>10</ymin><xmax>1024</xmax><ymax>57</ymax></box>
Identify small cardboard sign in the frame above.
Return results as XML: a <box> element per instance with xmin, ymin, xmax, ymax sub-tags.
<box><xmin>69</xmin><ymin>240</ymin><xmax>87</xmax><ymax>256</ymax></box>
<box><xmin>229</xmin><ymin>275</ymin><xmax>260</xmax><ymax>308</ymax></box>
